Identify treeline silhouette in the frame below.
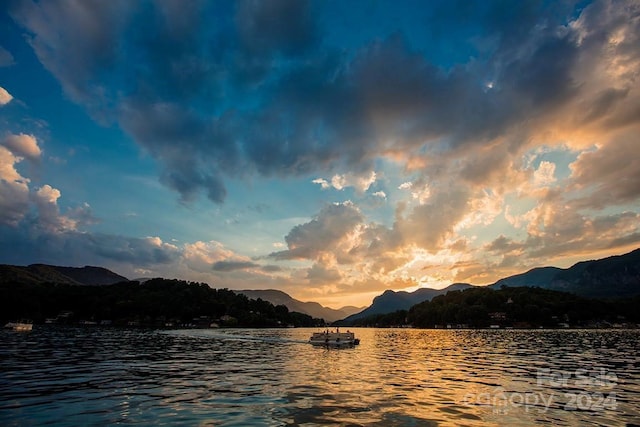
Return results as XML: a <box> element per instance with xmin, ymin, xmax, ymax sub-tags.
<box><xmin>1</xmin><ymin>278</ymin><xmax>324</xmax><ymax>328</ymax></box>
<box><xmin>343</xmin><ymin>287</ymin><xmax>640</xmax><ymax>328</ymax></box>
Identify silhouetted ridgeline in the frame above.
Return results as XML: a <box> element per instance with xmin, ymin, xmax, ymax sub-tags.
<box><xmin>489</xmin><ymin>248</ymin><xmax>640</xmax><ymax>297</ymax></box>
<box><xmin>341</xmin><ymin>247</ymin><xmax>640</xmax><ymax>323</ymax></box>
<box><xmin>3</xmin><ymin>248</ymin><xmax>639</xmax><ymax>328</ymax></box>
<box><xmin>0</xmin><ymin>264</ymin><xmax>128</xmax><ymax>286</ymax></box>
<box><xmin>0</xmin><ymin>278</ymin><xmax>323</xmax><ymax>328</ymax></box>
<box><xmin>341</xmin><ymin>287</ymin><xmax>640</xmax><ymax>328</ymax></box>
<box><xmin>341</xmin><ymin>283</ymin><xmax>473</xmax><ymax>323</ymax></box>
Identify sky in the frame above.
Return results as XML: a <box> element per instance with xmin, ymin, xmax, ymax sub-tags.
<box><xmin>0</xmin><ymin>0</ymin><xmax>639</xmax><ymax>308</ymax></box>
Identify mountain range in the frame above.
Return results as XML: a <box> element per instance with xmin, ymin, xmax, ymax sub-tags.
<box><xmin>2</xmin><ymin>247</ymin><xmax>639</xmax><ymax>322</ymax></box>
<box><xmin>489</xmin><ymin>248</ymin><xmax>640</xmax><ymax>298</ymax></box>
<box><xmin>237</xmin><ymin>289</ymin><xmax>363</xmax><ymax>323</ymax></box>
<box><xmin>340</xmin><ymin>283</ymin><xmax>474</xmax><ymax>323</ymax></box>
<box><xmin>342</xmin><ymin>248</ymin><xmax>640</xmax><ymax>322</ymax></box>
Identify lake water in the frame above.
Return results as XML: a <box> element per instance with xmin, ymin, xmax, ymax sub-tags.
<box><xmin>1</xmin><ymin>327</ymin><xmax>639</xmax><ymax>426</ymax></box>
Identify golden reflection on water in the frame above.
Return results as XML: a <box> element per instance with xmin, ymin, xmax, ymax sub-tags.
<box><xmin>1</xmin><ymin>327</ymin><xmax>639</xmax><ymax>426</ymax></box>
<box><xmin>273</xmin><ymin>328</ymin><xmax>640</xmax><ymax>426</ymax></box>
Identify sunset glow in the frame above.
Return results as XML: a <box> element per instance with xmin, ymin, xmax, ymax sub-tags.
<box><xmin>1</xmin><ymin>0</ymin><xmax>639</xmax><ymax>308</ymax></box>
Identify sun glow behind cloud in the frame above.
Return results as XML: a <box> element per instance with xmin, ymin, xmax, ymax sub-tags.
<box><xmin>0</xmin><ymin>1</ymin><xmax>639</xmax><ymax>307</ymax></box>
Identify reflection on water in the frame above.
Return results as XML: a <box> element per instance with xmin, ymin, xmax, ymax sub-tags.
<box><xmin>1</xmin><ymin>327</ymin><xmax>639</xmax><ymax>426</ymax></box>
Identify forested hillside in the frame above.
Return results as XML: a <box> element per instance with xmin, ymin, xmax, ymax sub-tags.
<box><xmin>343</xmin><ymin>287</ymin><xmax>640</xmax><ymax>328</ymax></box>
<box><xmin>1</xmin><ymin>278</ymin><xmax>323</xmax><ymax>328</ymax></box>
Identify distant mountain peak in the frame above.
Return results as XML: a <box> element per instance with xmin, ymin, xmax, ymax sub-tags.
<box><xmin>343</xmin><ymin>248</ymin><xmax>640</xmax><ymax>324</ymax></box>
<box><xmin>237</xmin><ymin>289</ymin><xmax>364</xmax><ymax>322</ymax></box>
<box><xmin>342</xmin><ymin>283</ymin><xmax>475</xmax><ymax>323</ymax></box>
<box><xmin>490</xmin><ymin>248</ymin><xmax>640</xmax><ymax>298</ymax></box>
<box><xmin>0</xmin><ymin>264</ymin><xmax>128</xmax><ymax>286</ymax></box>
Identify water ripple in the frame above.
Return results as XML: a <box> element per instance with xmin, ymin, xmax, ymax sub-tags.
<box><xmin>1</xmin><ymin>327</ymin><xmax>639</xmax><ymax>426</ymax></box>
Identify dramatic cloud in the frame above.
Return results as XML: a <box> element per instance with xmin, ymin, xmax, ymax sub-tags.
<box><xmin>2</xmin><ymin>0</ymin><xmax>640</xmax><ymax>306</ymax></box>
<box><xmin>0</xmin><ymin>130</ymin><xmax>182</xmax><ymax>270</ymax></box>
<box><xmin>271</xmin><ymin>201</ymin><xmax>364</xmax><ymax>261</ymax></box>
<box><xmin>0</xmin><ymin>133</ymin><xmax>43</xmax><ymax>226</ymax></box>
<box><xmin>9</xmin><ymin>0</ymin><xmax>133</xmax><ymax>108</ymax></box>
<box><xmin>10</xmin><ymin>0</ymin><xmax>613</xmax><ymax>203</ymax></box>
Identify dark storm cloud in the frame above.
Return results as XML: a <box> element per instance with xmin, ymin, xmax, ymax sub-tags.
<box><xmin>240</xmin><ymin>51</ymin><xmax>369</xmax><ymax>175</ymax></box>
<box><xmin>9</xmin><ymin>0</ymin><xmax>133</xmax><ymax>107</ymax></box>
<box><xmin>10</xmin><ymin>0</ymin><xmax>629</xmax><ymax>205</ymax></box>
<box><xmin>118</xmin><ymin>99</ymin><xmax>238</xmax><ymax>203</ymax></box>
<box><xmin>500</xmin><ymin>36</ymin><xmax>580</xmax><ymax>111</ymax></box>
